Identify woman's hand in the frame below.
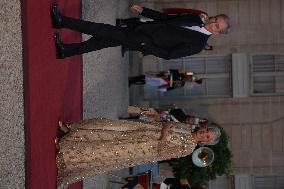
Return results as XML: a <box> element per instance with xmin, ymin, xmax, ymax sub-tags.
<box><xmin>159</xmin><ymin>122</ymin><xmax>173</xmax><ymax>140</ymax></box>
<box><xmin>142</xmin><ymin>108</ymin><xmax>161</xmax><ymax>121</ymax></box>
<box><xmin>130</xmin><ymin>4</ymin><xmax>143</xmax><ymax>14</ymax></box>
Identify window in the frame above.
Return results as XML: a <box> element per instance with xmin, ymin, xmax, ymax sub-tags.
<box><xmin>250</xmin><ymin>54</ymin><xmax>284</xmax><ymax>96</ymax></box>
<box><xmin>149</xmin><ymin>55</ymin><xmax>232</xmax><ymax>99</ymax></box>
<box><xmin>254</xmin><ymin>176</ymin><xmax>284</xmax><ymax>189</ymax></box>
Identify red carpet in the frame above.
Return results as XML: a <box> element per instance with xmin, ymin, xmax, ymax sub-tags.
<box><xmin>22</xmin><ymin>1</ymin><xmax>82</xmax><ymax>189</ymax></box>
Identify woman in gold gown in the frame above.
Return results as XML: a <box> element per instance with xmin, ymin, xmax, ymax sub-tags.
<box><xmin>56</xmin><ymin>118</ymin><xmax>221</xmax><ymax>189</ymax></box>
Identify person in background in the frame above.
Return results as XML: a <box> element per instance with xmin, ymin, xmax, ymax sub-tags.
<box><xmin>122</xmin><ymin>106</ymin><xmax>208</xmax><ymax>126</ymax></box>
<box><xmin>168</xmin><ymin>108</ymin><xmax>208</xmax><ymax>126</ymax></box>
<box><xmin>160</xmin><ymin>178</ymin><xmax>191</xmax><ymax>189</ymax></box>
<box><xmin>129</xmin><ymin>69</ymin><xmax>203</xmax><ymax>92</ymax></box>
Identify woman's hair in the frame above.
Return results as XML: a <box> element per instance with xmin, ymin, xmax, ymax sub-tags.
<box><xmin>208</xmin><ymin>126</ymin><xmax>221</xmax><ymax>145</ymax></box>
<box><xmin>200</xmin><ymin>126</ymin><xmax>221</xmax><ymax>146</ymax></box>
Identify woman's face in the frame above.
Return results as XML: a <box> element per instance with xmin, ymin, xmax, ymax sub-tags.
<box><xmin>195</xmin><ymin>127</ymin><xmax>214</xmax><ymax>143</ymax></box>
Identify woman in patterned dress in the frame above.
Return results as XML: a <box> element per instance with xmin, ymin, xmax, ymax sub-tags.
<box><xmin>56</xmin><ymin>118</ymin><xmax>221</xmax><ymax>189</ymax></box>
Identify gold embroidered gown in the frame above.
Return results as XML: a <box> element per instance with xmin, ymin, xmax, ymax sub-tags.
<box><xmin>56</xmin><ymin>118</ymin><xmax>197</xmax><ymax>189</ymax></box>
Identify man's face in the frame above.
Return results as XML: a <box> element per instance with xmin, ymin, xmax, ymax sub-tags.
<box><xmin>205</xmin><ymin>16</ymin><xmax>228</xmax><ymax>34</ymax></box>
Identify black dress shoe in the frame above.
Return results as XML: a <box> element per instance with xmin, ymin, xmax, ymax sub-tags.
<box><xmin>54</xmin><ymin>32</ymin><xmax>65</xmax><ymax>59</ymax></box>
<box><xmin>51</xmin><ymin>4</ymin><xmax>62</xmax><ymax>28</ymax></box>
<box><xmin>121</xmin><ymin>45</ymin><xmax>129</xmax><ymax>57</ymax></box>
<box><xmin>116</xmin><ymin>19</ymin><xmax>127</xmax><ymax>27</ymax></box>
<box><xmin>116</xmin><ymin>19</ymin><xmax>122</xmax><ymax>27</ymax></box>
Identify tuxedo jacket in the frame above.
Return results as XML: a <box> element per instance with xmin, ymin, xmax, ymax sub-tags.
<box><xmin>133</xmin><ymin>7</ymin><xmax>211</xmax><ymax>59</ymax></box>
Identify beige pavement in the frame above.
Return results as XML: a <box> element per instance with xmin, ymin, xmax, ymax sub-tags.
<box><xmin>81</xmin><ymin>0</ymin><xmax>142</xmax><ymax>188</ymax></box>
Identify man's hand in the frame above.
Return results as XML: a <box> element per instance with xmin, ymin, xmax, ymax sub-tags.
<box><xmin>130</xmin><ymin>4</ymin><xmax>143</xmax><ymax>14</ymax></box>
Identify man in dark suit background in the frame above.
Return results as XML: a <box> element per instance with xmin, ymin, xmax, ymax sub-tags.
<box><xmin>52</xmin><ymin>4</ymin><xmax>230</xmax><ymax>60</ymax></box>
<box><xmin>168</xmin><ymin>108</ymin><xmax>207</xmax><ymax>126</ymax></box>
<box><xmin>122</xmin><ymin>105</ymin><xmax>208</xmax><ymax>126</ymax></box>
<box><xmin>161</xmin><ymin>178</ymin><xmax>192</xmax><ymax>189</ymax></box>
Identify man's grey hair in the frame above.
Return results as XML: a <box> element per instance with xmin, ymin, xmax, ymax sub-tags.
<box><xmin>215</xmin><ymin>14</ymin><xmax>231</xmax><ymax>34</ymax></box>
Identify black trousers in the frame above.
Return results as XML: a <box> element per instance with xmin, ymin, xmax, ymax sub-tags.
<box><xmin>117</xmin><ymin>17</ymin><xmax>140</xmax><ymax>28</ymax></box>
<box><xmin>60</xmin><ymin>16</ymin><xmax>150</xmax><ymax>57</ymax></box>
<box><xmin>129</xmin><ymin>75</ymin><xmax>146</xmax><ymax>85</ymax></box>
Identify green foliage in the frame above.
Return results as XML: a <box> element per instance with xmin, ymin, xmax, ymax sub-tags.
<box><xmin>165</xmin><ymin>123</ymin><xmax>233</xmax><ymax>186</ymax></box>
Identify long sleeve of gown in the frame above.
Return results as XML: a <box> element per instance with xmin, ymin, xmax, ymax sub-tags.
<box><xmin>158</xmin><ymin>122</ymin><xmax>197</xmax><ymax>159</ymax></box>
<box><xmin>56</xmin><ymin>118</ymin><xmax>196</xmax><ymax>189</ymax></box>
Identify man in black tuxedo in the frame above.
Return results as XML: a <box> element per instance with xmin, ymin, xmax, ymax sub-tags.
<box><xmin>116</xmin><ymin>7</ymin><xmax>213</xmax><ymax>55</ymax></box>
<box><xmin>51</xmin><ymin>4</ymin><xmax>230</xmax><ymax>60</ymax></box>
